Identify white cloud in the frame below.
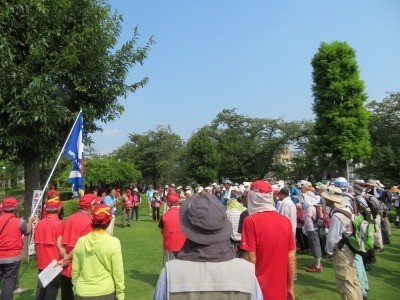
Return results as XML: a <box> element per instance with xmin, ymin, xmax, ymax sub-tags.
<box><xmin>103</xmin><ymin>128</ymin><xmax>120</xmax><ymax>137</ymax></box>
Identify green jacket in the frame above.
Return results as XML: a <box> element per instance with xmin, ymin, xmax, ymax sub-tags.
<box><xmin>72</xmin><ymin>231</ymin><xmax>125</xmax><ymax>300</ymax></box>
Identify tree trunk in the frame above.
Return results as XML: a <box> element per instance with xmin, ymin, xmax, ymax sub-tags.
<box><xmin>23</xmin><ymin>156</ymin><xmax>40</xmax><ymax>219</ymax></box>
<box><xmin>338</xmin><ymin>160</ymin><xmax>348</xmax><ymax>180</ymax></box>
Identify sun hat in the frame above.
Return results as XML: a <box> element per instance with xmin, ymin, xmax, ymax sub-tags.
<box><xmin>366</xmin><ymin>179</ymin><xmax>379</xmax><ymax>187</ymax></box>
<box><xmin>321</xmin><ymin>186</ymin><xmax>343</xmax><ymax>203</ymax></box>
<box><xmin>177</xmin><ymin>186</ymin><xmax>182</xmax><ymax>190</ymax></box>
<box><xmin>231</xmin><ymin>186</ymin><xmax>240</xmax><ymax>192</ymax></box>
<box><xmin>79</xmin><ymin>194</ymin><xmax>96</xmax><ymax>209</ymax></box>
<box><xmin>334</xmin><ymin>177</ymin><xmax>349</xmax><ymax>189</ymax></box>
<box><xmin>204</xmin><ymin>186</ymin><xmax>212</xmax><ymax>190</ymax></box>
<box><xmin>92</xmin><ymin>204</ymin><xmax>112</xmax><ymax>225</ymax></box>
<box><xmin>278</xmin><ymin>187</ymin><xmax>290</xmax><ymax>196</ymax></box>
<box><xmin>185</xmin><ymin>186</ymin><xmax>191</xmax><ymax>190</ymax></box>
<box><xmin>316</xmin><ymin>184</ymin><xmax>327</xmax><ymax>191</ymax></box>
<box><xmin>250</xmin><ymin>180</ymin><xmax>272</xmax><ymax>194</ymax></box>
<box><xmin>353</xmin><ymin>184</ymin><xmax>364</xmax><ymax>195</ymax></box>
<box><xmin>389</xmin><ymin>186</ymin><xmax>399</xmax><ymax>193</ymax></box>
<box><xmin>133</xmin><ymin>188</ymin><xmax>139</xmax><ymax>192</ymax></box>
<box><xmin>1</xmin><ymin>198</ymin><xmax>18</xmax><ymax>211</ymax></box>
<box><xmin>375</xmin><ymin>180</ymin><xmax>385</xmax><ymax>188</ymax></box>
<box><xmin>196</xmin><ymin>186</ymin><xmax>204</xmax><ymax>194</ymax></box>
<box><xmin>223</xmin><ymin>180</ymin><xmax>233</xmax><ymax>185</ymax></box>
<box><xmin>179</xmin><ymin>193</ymin><xmax>232</xmax><ymax>245</ymax></box>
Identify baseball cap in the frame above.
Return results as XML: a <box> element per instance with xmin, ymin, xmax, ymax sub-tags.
<box><xmin>92</xmin><ymin>204</ymin><xmax>112</xmax><ymax>225</ymax></box>
<box><xmin>250</xmin><ymin>180</ymin><xmax>273</xmax><ymax>194</ymax></box>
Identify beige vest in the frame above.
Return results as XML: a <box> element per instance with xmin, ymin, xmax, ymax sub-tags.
<box><xmin>334</xmin><ymin>208</ymin><xmax>353</xmax><ymax>238</ymax></box>
<box><xmin>166</xmin><ymin>258</ymin><xmax>256</xmax><ymax>300</ymax></box>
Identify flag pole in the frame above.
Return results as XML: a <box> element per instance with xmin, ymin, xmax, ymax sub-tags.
<box><xmin>30</xmin><ymin>110</ymin><xmax>83</xmax><ymax>217</ymax></box>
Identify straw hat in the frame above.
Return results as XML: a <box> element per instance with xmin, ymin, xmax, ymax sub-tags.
<box><xmin>366</xmin><ymin>179</ymin><xmax>379</xmax><ymax>187</ymax></box>
<box><xmin>321</xmin><ymin>186</ymin><xmax>343</xmax><ymax>203</ymax></box>
<box><xmin>389</xmin><ymin>186</ymin><xmax>399</xmax><ymax>193</ymax></box>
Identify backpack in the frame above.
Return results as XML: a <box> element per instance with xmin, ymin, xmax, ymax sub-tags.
<box><xmin>296</xmin><ymin>205</ymin><xmax>304</xmax><ymax>225</ymax></box>
<box><xmin>314</xmin><ymin>204</ymin><xmax>330</xmax><ymax>230</ymax></box>
<box><xmin>335</xmin><ymin>209</ymin><xmax>375</xmax><ymax>256</ymax></box>
<box><xmin>377</xmin><ymin>199</ymin><xmax>389</xmax><ymax>217</ymax></box>
<box><xmin>357</xmin><ymin>200</ymin><xmax>374</xmax><ymax>223</ymax></box>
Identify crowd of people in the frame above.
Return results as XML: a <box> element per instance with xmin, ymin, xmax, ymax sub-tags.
<box><xmin>0</xmin><ymin>177</ymin><xmax>399</xmax><ymax>299</ymax></box>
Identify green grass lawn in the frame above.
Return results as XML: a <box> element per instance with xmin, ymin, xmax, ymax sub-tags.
<box><xmin>15</xmin><ymin>205</ymin><xmax>400</xmax><ymax>300</ymax></box>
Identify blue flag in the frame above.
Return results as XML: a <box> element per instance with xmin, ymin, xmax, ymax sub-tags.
<box><xmin>64</xmin><ymin>112</ymin><xmax>84</xmax><ymax>194</ymax></box>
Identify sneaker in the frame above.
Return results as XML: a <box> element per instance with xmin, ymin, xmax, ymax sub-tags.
<box><xmin>307</xmin><ymin>264</ymin><xmax>323</xmax><ymax>270</ymax></box>
<box><xmin>306</xmin><ymin>265</ymin><xmax>323</xmax><ymax>273</ymax></box>
<box><xmin>14</xmin><ymin>288</ymin><xmax>29</xmax><ymax>294</ymax></box>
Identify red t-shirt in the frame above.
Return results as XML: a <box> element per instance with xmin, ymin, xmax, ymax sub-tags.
<box><xmin>34</xmin><ymin>214</ymin><xmax>63</xmax><ymax>270</ymax></box>
<box><xmin>158</xmin><ymin>207</ymin><xmax>186</xmax><ymax>252</ymax></box>
<box><xmin>241</xmin><ymin>211</ymin><xmax>295</xmax><ymax>300</ymax></box>
<box><xmin>61</xmin><ymin>210</ymin><xmax>92</xmax><ymax>277</ymax></box>
<box><xmin>124</xmin><ymin>195</ymin><xmax>134</xmax><ymax>208</ymax></box>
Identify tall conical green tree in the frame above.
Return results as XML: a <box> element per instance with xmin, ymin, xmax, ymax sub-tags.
<box><xmin>311</xmin><ymin>41</ymin><xmax>371</xmax><ymax>178</ymax></box>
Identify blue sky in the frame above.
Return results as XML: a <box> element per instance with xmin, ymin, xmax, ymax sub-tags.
<box><xmin>91</xmin><ymin>0</ymin><xmax>400</xmax><ymax>154</ymax></box>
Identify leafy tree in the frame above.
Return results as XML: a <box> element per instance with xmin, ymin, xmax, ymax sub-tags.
<box><xmin>0</xmin><ymin>0</ymin><xmax>152</xmax><ymax>217</ymax></box>
<box><xmin>208</xmin><ymin>109</ymin><xmax>291</xmax><ymax>182</ymax></box>
<box><xmin>113</xmin><ymin>125</ymin><xmax>184</xmax><ymax>186</ymax></box>
<box><xmin>311</xmin><ymin>41</ymin><xmax>371</xmax><ymax>178</ymax></box>
<box><xmin>56</xmin><ymin>156</ymin><xmax>141</xmax><ymax>189</ymax></box>
<box><xmin>357</xmin><ymin>92</ymin><xmax>400</xmax><ymax>184</ymax></box>
<box><xmin>183</xmin><ymin>128</ymin><xmax>219</xmax><ymax>185</ymax></box>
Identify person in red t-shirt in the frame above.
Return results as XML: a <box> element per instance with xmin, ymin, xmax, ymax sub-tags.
<box><xmin>34</xmin><ymin>197</ymin><xmax>63</xmax><ymax>299</ymax></box>
<box><xmin>241</xmin><ymin>180</ymin><xmax>296</xmax><ymax>300</ymax></box>
<box><xmin>0</xmin><ymin>198</ymin><xmax>34</xmax><ymax>300</ymax></box>
<box><xmin>132</xmin><ymin>188</ymin><xmax>141</xmax><ymax>221</ymax></box>
<box><xmin>122</xmin><ymin>189</ymin><xmax>134</xmax><ymax>227</ymax></box>
<box><xmin>59</xmin><ymin>194</ymin><xmax>95</xmax><ymax>300</ymax></box>
<box><xmin>158</xmin><ymin>194</ymin><xmax>186</xmax><ymax>266</ymax></box>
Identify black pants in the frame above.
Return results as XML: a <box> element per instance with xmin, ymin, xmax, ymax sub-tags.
<box><xmin>0</xmin><ymin>260</ymin><xmax>20</xmax><ymax>300</ymax></box>
<box><xmin>152</xmin><ymin>207</ymin><xmax>160</xmax><ymax>221</ymax></box>
<box><xmin>36</xmin><ymin>271</ymin><xmax>60</xmax><ymax>300</ymax></box>
<box><xmin>296</xmin><ymin>228</ymin><xmax>309</xmax><ymax>250</ymax></box>
<box><xmin>60</xmin><ymin>275</ymin><xmax>74</xmax><ymax>300</ymax></box>
<box><xmin>133</xmin><ymin>206</ymin><xmax>139</xmax><ymax>221</ymax></box>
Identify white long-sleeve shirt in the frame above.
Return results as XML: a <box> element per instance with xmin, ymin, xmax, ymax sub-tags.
<box><xmin>278</xmin><ymin>197</ymin><xmax>297</xmax><ymax>234</ymax></box>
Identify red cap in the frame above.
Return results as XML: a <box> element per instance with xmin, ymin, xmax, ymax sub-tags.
<box><xmin>92</xmin><ymin>204</ymin><xmax>112</xmax><ymax>225</ymax></box>
<box><xmin>79</xmin><ymin>194</ymin><xmax>96</xmax><ymax>209</ymax></box>
<box><xmin>1</xmin><ymin>198</ymin><xmax>18</xmax><ymax>211</ymax></box>
<box><xmin>46</xmin><ymin>197</ymin><xmax>62</xmax><ymax>209</ymax></box>
<box><xmin>93</xmin><ymin>196</ymin><xmax>103</xmax><ymax>205</ymax></box>
<box><xmin>47</xmin><ymin>189</ymin><xmax>59</xmax><ymax>198</ymax></box>
<box><xmin>166</xmin><ymin>192</ymin><xmax>179</xmax><ymax>204</ymax></box>
<box><xmin>250</xmin><ymin>180</ymin><xmax>273</xmax><ymax>194</ymax></box>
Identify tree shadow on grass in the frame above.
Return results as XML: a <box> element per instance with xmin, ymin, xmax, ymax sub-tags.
<box><xmin>130</xmin><ymin>269</ymin><xmax>160</xmax><ymax>287</ymax></box>
<box><xmin>296</xmin><ymin>272</ymin><xmax>339</xmax><ymax>295</ymax></box>
<box><xmin>365</xmin><ymin>264</ymin><xmax>400</xmax><ymax>288</ymax></box>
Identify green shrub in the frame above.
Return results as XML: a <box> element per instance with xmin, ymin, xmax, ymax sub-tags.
<box><xmin>59</xmin><ymin>191</ymin><xmax>74</xmax><ymax>201</ymax></box>
<box><xmin>388</xmin><ymin>209</ymin><xmax>397</xmax><ymax>223</ymax></box>
<box><xmin>5</xmin><ymin>188</ymin><xmax>25</xmax><ymax>196</ymax></box>
<box><xmin>62</xmin><ymin>198</ymin><xmax>79</xmax><ymax>217</ymax></box>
